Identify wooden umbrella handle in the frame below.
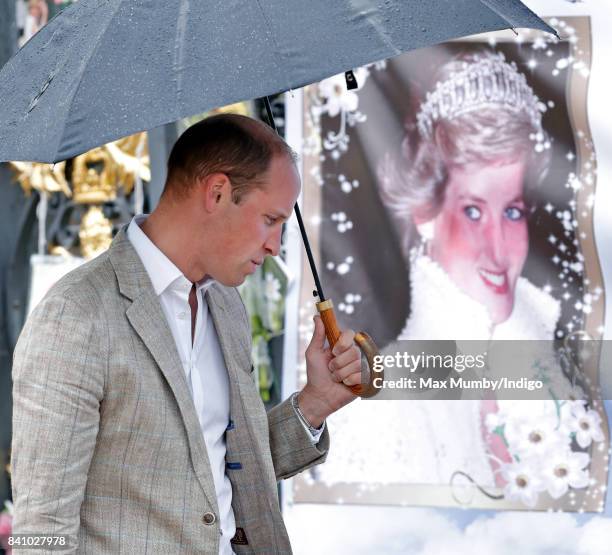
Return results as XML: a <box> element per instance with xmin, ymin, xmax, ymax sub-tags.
<box><xmin>316</xmin><ymin>299</ymin><xmax>381</xmax><ymax>398</ymax></box>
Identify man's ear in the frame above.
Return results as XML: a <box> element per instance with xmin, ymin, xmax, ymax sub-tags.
<box><xmin>200</xmin><ymin>172</ymin><xmax>231</xmax><ymax>213</ymax></box>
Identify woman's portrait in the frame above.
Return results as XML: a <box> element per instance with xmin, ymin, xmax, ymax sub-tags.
<box><xmin>294</xmin><ymin>21</ymin><xmax>608</xmax><ymax>511</ymax></box>
<box><xmin>378</xmin><ymin>49</ymin><xmax>557</xmax><ymax>342</ymax></box>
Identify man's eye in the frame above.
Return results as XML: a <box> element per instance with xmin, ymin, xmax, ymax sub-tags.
<box><xmin>464</xmin><ymin>205</ymin><xmax>481</xmax><ymax>221</ymax></box>
<box><xmin>264</xmin><ymin>215</ymin><xmax>276</xmax><ymax>225</ymax></box>
<box><xmin>505</xmin><ymin>206</ymin><xmax>525</xmax><ymax>221</ymax></box>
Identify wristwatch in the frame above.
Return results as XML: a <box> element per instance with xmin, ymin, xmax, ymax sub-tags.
<box><xmin>290</xmin><ymin>391</ymin><xmax>322</xmax><ymax>436</ymax></box>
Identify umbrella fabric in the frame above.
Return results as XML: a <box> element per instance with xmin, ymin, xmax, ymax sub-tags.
<box><xmin>0</xmin><ymin>0</ymin><xmax>555</xmax><ymax>163</ymax></box>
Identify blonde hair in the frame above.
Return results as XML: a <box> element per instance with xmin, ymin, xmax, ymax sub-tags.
<box><xmin>379</xmin><ymin>50</ymin><xmax>551</xmax><ymax>256</ymax></box>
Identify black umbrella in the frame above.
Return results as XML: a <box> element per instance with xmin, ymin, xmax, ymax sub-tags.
<box><xmin>0</xmin><ymin>0</ymin><xmax>557</xmax><ymax>395</ymax></box>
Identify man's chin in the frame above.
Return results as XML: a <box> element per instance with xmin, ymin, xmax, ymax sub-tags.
<box><xmin>214</xmin><ymin>266</ymin><xmax>255</xmax><ymax>287</ymax></box>
<box><xmin>226</xmin><ymin>270</ymin><xmax>252</xmax><ymax>287</ymax></box>
<box><xmin>217</xmin><ymin>276</ymin><xmax>246</xmax><ymax>288</ymax></box>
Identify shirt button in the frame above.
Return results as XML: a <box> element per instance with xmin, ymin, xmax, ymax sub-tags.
<box><xmin>177</xmin><ymin>311</ymin><xmax>187</xmax><ymax>319</ymax></box>
<box><xmin>202</xmin><ymin>512</ymin><xmax>216</xmax><ymax>525</ymax></box>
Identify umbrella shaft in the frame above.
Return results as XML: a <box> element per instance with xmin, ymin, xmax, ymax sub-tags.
<box><xmin>263</xmin><ymin>96</ymin><xmax>325</xmax><ymax>301</ymax></box>
<box><xmin>293</xmin><ymin>202</ymin><xmax>325</xmax><ymax>301</ymax></box>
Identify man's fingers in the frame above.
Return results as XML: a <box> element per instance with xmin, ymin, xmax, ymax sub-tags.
<box><xmin>328</xmin><ymin>345</ymin><xmax>360</xmax><ymax>372</ymax></box>
<box><xmin>341</xmin><ymin>372</ymin><xmax>364</xmax><ymax>387</ymax></box>
<box><xmin>331</xmin><ymin>329</ymin><xmax>356</xmax><ymax>357</ymax></box>
<box><xmin>330</xmin><ymin>359</ymin><xmax>363</xmax><ymax>384</ymax></box>
<box><xmin>307</xmin><ymin>315</ymin><xmax>327</xmax><ymax>352</ymax></box>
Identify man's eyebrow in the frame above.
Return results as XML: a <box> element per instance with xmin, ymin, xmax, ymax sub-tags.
<box><xmin>270</xmin><ymin>210</ymin><xmax>291</xmax><ymax>220</ymax></box>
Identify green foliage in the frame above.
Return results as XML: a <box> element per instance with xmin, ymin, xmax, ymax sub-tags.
<box><xmin>238</xmin><ymin>258</ymin><xmax>287</xmax><ymax>402</ymax></box>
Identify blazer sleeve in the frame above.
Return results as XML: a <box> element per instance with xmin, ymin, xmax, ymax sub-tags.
<box><xmin>11</xmin><ymin>294</ymin><xmax>106</xmax><ymax>554</ymax></box>
<box><xmin>267</xmin><ymin>397</ymin><xmax>330</xmax><ymax>480</ymax></box>
<box><xmin>230</xmin><ymin>285</ymin><xmax>330</xmax><ymax>480</ymax></box>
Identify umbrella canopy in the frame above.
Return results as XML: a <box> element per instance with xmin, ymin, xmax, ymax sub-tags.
<box><xmin>0</xmin><ymin>0</ymin><xmax>555</xmax><ymax>163</ymax></box>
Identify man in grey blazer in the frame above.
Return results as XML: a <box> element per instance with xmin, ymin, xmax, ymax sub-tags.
<box><xmin>11</xmin><ymin>115</ymin><xmax>364</xmax><ymax>554</ymax></box>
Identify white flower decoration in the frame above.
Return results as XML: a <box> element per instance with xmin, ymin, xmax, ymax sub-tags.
<box><xmin>495</xmin><ymin>400</ymin><xmax>558</xmax><ymax>426</ymax></box>
<box><xmin>252</xmin><ymin>336</ymin><xmax>271</xmax><ymax>367</ymax></box>
<box><xmin>318</xmin><ymin>68</ymin><xmax>369</xmax><ymax>117</ymax></box>
<box><xmin>503</xmin><ymin>407</ymin><xmax>568</xmax><ymax>459</ymax></box>
<box><xmin>264</xmin><ymin>273</ymin><xmax>281</xmax><ymax>303</ymax></box>
<box><xmin>501</xmin><ymin>459</ymin><xmax>545</xmax><ymax>507</ymax></box>
<box><xmin>568</xmin><ymin>403</ymin><xmax>605</xmax><ymax>448</ymax></box>
<box><xmin>504</xmin><ymin>419</ymin><xmax>570</xmax><ymax>457</ymax></box>
<box><xmin>542</xmin><ymin>449</ymin><xmax>590</xmax><ymax>499</ymax></box>
<box><xmin>559</xmin><ymin>399</ymin><xmax>586</xmax><ymax>434</ymax></box>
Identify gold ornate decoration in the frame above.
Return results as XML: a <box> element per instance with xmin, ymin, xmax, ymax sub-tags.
<box><xmin>71</xmin><ymin>147</ymin><xmax>117</xmax><ymax>204</ymax></box>
<box><xmin>212</xmin><ymin>102</ymin><xmax>250</xmax><ymax>117</ymax></box>
<box><xmin>79</xmin><ymin>206</ymin><xmax>113</xmax><ymax>259</ymax></box>
<box><xmin>9</xmin><ymin>160</ymin><xmax>71</xmax><ymax>197</ymax></box>
<box><xmin>8</xmin><ymin>132</ymin><xmax>150</xmax><ymax>259</ymax></box>
<box><xmin>48</xmin><ymin>245</ymin><xmax>73</xmax><ymax>258</ymax></box>
<box><xmin>180</xmin><ymin>101</ymin><xmax>252</xmax><ymax>130</ymax></box>
<box><xmin>72</xmin><ymin>134</ymin><xmax>150</xmax><ymax>204</ymax></box>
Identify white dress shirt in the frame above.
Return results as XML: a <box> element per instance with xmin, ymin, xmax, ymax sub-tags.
<box><xmin>127</xmin><ymin>216</ymin><xmax>323</xmax><ymax>555</ymax></box>
<box><xmin>128</xmin><ymin>216</ymin><xmax>235</xmax><ymax>554</ymax></box>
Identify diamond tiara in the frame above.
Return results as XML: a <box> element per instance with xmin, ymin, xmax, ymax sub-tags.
<box><xmin>416</xmin><ymin>53</ymin><xmax>546</xmax><ymax>139</ymax></box>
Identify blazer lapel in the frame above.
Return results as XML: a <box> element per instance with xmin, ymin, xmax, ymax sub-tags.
<box><xmin>207</xmin><ymin>285</ymin><xmax>281</xmax><ymax>550</ymax></box>
<box><xmin>206</xmin><ymin>285</ymin><xmax>242</xmax><ymax>380</ymax></box>
<box><xmin>108</xmin><ymin>228</ymin><xmax>219</xmax><ymax>515</ymax></box>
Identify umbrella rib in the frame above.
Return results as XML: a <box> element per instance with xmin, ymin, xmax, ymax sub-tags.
<box><xmin>477</xmin><ymin>0</ymin><xmax>558</xmax><ymax>38</ymax></box>
<box><xmin>254</xmin><ymin>0</ymin><xmax>289</xmax><ymax>89</ymax></box>
<box><xmin>54</xmin><ymin>0</ymin><xmax>125</xmax><ymax>162</ymax></box>
<box><xmin>173</xmin><ymin>0</ymin><xmax>191</xmax><ymax>118</ymax></box>
<box><xmin>476</xmin><ymin>0</ymin><xmax>520</xmax><ymax>31</ymax></box>
<box><xmin>344</xmin><ymin>0</ymin><xmax>401</xmax><ymax>57</ymax></box>
<box><xmin>254</xmin><ymin>0</ymin><xmax>281</xmax><ymax>54</ymax></box>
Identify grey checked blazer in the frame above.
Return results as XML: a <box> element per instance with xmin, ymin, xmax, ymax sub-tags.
<box><xmin>11</xmin><ymin>228</ymin><xmax>329</xmax><ymax>554</ymax></box>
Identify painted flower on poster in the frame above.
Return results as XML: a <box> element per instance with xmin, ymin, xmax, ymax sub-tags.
<box><xmin>541</xmin><ymin>450</ymin><xmax>590</xmax><ymax>499</ymax></box>
<box><xmin>501</xmin><ymin>458</ymin><xmax>545</xmax><ymax>507</ymax></box>
<box><xmin>316</xmin><ymin>67</ymin><xmax>370</xmax><ymax>118</ymax></box>
<box><xmin>298</xmin><ymin>17</ymin><xmax>608</xmax><ymax>516</ymax></box>
<box><xmin>568</xmin><ymin>401</ymin><xmax>606</xmax><ymax>448</ymax></box>
<box><xmin>488</xmin><ymin>399</ymin><xmax>605</xmax><ymax>508</ymax></box>
<box><xmin>309</xmin><ymin>64</ymin><xmax>385</xmax><ymax>160</ymax></box>
<box><xmin>503</xmin><ymin>410</ymin><xmax>571</xmax><ymax>459</ymax></box>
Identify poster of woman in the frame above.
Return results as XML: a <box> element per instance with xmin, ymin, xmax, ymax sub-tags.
<box><xmin>292</xmin><ymin>17</ymin><xmax>609</xmax><ymax>512</ymax></box>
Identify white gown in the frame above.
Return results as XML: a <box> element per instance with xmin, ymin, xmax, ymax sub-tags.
<box><xmin>316</xmin><ymin>252</ymin><xmax>561</xmax><ymax>487</ymax></box>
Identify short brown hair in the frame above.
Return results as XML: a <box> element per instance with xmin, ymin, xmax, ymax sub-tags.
<box><xmin>164</xmin><ymin>113</ymin><xmax>297</xmax><ymax>203</ymax></box>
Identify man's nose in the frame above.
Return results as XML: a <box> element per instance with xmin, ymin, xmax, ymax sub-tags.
<box><xmin>264</xmin><ymin>226</ymin><xmax>283</xmax><ymax>257</ymax></box>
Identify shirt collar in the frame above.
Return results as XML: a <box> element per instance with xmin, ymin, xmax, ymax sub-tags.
<box><xmin>127</xmin><ymin>215</ymin><xmax>216</xmax><ymax>297</ymax></box>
